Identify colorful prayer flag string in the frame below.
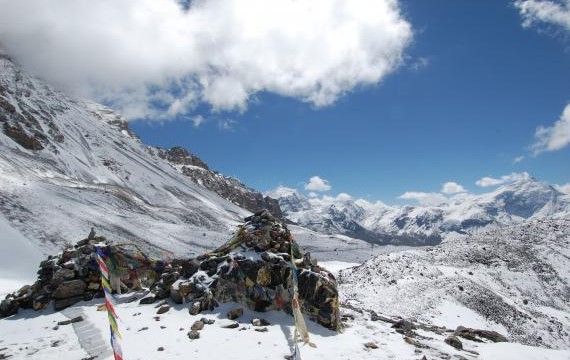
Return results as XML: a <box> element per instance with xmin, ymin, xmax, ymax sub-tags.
<box><xmin>97</xmin><ymin>249</ymin><xmax>124</xmax><ymax>360</ymax></box>
<box><xmin>289</xmin><ymin>243</ymin><xmax>315</xmax><ymax>360</ymax></box>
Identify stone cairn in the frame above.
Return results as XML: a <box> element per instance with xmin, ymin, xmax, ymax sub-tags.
<box><xmin>1</xmin><ymin>210</ymin><xmax>340</xmax><ymax>331</ymax></box>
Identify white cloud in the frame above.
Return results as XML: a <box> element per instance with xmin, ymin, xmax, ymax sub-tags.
<box><xmin>515</xmin><ymin>0</ymin><xmax>570</xmax><ymax>33</ymax></box>
<box><xmin>513</xmin><ymin>155</ymin><xmax>525</xmax><ymax>164</ymax></box>
<box><xmin>475</xmin><ymin>172</ymin><xmax>530</xmax><ymax>187</ymax></box>
<box><xmin>0</xmin><ymin>0</ymin><xmax>412</xmax><ymax>120</ymax></box>
<box><xmin>398</xmin><ymin>192</ymin><xmax>448</xmax><ymax>206</ymax></box>
<box><xmin>441</xmin><ymin>181</ymin><xmax>467</xmax><ymax>194</ymax></box>
<box><xmin>305</xmin><ymin>176</ymin><xmax>332</xmax><ymax>192</ymax></box>
<box><xmin>264</xmin><ymin>186</ymin><xmax>298</xmax><ymax>199</ymax></box>
<box><xmin>531</xmin><ymin>103</ymin><xmax>570</xmax><ymax>154</ymax></box>
<box><xmin>192</xmin><ymin>115</ymin><xmax>205</xmax><ymax>128</ymax></box>
<box><xmin>555</xmin><ymin>183</ymin><xmax>570</xmax><ymax>193</ymax></box>
<box><xmin>217</xmin><ymin>119</ymin><xmax>237</xmax><ymax>132</ymax></box>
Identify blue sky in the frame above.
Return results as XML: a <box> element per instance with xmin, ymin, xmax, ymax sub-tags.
<box><xmin>129</xmin><ymin>1</ymin><xmax>570</xmax><ymax>202</ymax></box>
<box><xmin>1</xmin><ymin>0</ymin><xmax>569</xmax><ymax>204</ymax></box>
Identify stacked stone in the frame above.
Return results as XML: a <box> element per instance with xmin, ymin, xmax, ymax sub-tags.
<box><xmin>2</xmin><ymin>211</ymin><xmax>341</xmax><ymax>331</ymax></box>
<box><xmin>164</xmin><ymin>210</ymin><xmax>340</xmax><ymax>330</ymax></box>
<box><xmin>0</xmin><ymin>236</ymin><xmax>109</xmax><ymax>317</ymax></box>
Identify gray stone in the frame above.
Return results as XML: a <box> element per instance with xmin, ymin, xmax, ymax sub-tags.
<box><xmin>189</xmin><ymin>301</ymin><xmax>201</xmax><ymax>315</ymax></box>
<box><xmin>444</xmin><ymin>335</ymin><xmax>463</xmax><ymax>350</ymax></box>
<box><xmin>156</xmin><ymin>305</ymin><xmax>170</xmax><ymax>314</ymax></box>
<box><xmin>188</xmin><ymin>330</ymin><xmax>200</xmax><ymax>339</ymax></box>
<box><xmin>139</xmin><ymin>294</ymin><xmax>157</xmax><ymax>305</ymax></box>
<box><xmin>53</xmin><ymin>280</ymin><xmax>86</xmax><ymax>300</ymax></box>
<box><xmin>57</xmin><ymin>316</ymin><xmax>84</xmax><ymax>325</ymax></box>
<box><xmin>222</xmin><ymin>322</ymin><xmax>240</xmax><ymax>329</ymax></box>
<box><xmin>53</xmin><ymin>268</ymin><xmax>75</xmax><ymax>282</ymax></box>
<box><xmin>227</xmin><ymin>307</ymin><xmax>243</xmax><ymax>320</ymax></box>
<box><xmin>54</xmin><ymin>295</ymin><xmax>83</xmax><ymax>310</ymax></box>
<box><xmin>191</xmin><ymin>320</ymin><xmax>204</xmax><ymax>330</ymax></box>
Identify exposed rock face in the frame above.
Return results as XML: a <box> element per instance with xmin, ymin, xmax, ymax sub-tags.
<box><xmin>156</xmin><ymin>146</ymin><xmax>209</xmax><ymax>170</ymax></box>
<box><xmin>151</xmin><ymin>146</ymin><xmax>283</xmax><ymax>218</ymax></box>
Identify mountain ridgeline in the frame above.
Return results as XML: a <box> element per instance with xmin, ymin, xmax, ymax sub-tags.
<box><xmin>268</xmin><ymin>178</ymin><xmax>570</xmax><ymax>245</ymax></box>
<box><xmin>0</xmin><ymin>53</ymin><xmax>280</xmax><ymax>256</ymax></box>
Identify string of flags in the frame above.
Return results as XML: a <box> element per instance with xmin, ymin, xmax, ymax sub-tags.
<box><xmin>290</xmin><ymin>244</ymin><xmax>315</xmax><ymax>360</ymax></box>
<box><xmin>96</xmin><ymin>248</ymin><xmax>124</xmax><ymax>360</ymax></box>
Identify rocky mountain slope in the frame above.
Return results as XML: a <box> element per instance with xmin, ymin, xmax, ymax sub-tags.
<box><xmin>269</xmin><ymin>179</ymin><xmax>570</xmax><ymax>245</ymax></box>
<box><xmin>338</xmin><ymin>219</ymin><xmax>570</xmax><ymax>349</ymax></box>
<box><xmin>152</xmin><ymin>146</ymin><xmax>282</xmax><ymax>218</ymax></box>
<box><xmin>0</xmin><ymin>53</ymin><xmax>255</xmax><ymax>257</ymax></box>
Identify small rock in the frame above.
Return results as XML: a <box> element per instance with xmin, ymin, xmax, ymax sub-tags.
<box><xmin>254</xmin><ymin>327</ymin><xmax>268</xmax><ymax>332</ymax></box>
<box><xmin>227</xmin><ymin>307</ymin><xmax>243</xmax><ymax>320</ymax></box>
<box><xmin>222</xmin><ymin>322</ymin><xmax>240</xmax><ymax>329</ymax></box>
<box><xmin>444</xmin><ymin>335</ymin><xmax>463</xmax><ymax>350</ymax></box>
<box><xmin>364</xmin><ymin>342</ymin><xmax>378</xmax><ymax>349</ymax></box>
<box><xmin>251</xmin><ymin>318</ymin><xmax>271</xmax><ymax>327</ymax></box>
<box><xmin>191</xmin><ymin>321</ymin><xmax>204</xmax><ymax>331</ymax></box>
<box><xmin>138</xmin><ymin>327</ymin><xmax>149</xmax><ymax>332</ymax></box>
<box><xmin>57</xmin><ymin>316</ymin><xmax>84</xmax><ymax>325</ymax></box>
<box><xmin>201</xmin><ymin>318</ymin><xmax>215</xmax><ymax>325</ymax></box>
<box><xmin>157</xmin><ymin>347</ymin><xmax>164</xmax><ymax>351</ymax></box>
<box><xmin>188</xmin><ymin>330</ymin><xmax>200</xmax><ymax>339</ymax></box>
<box><xmin>189</xmin><ymin>301</ymin><xmax>201</xmax><ymax>315</ymax></box>
<box><xmin>156</xmin><ymin>304</ymin><xmax>170</xmax><ymax>315</ymax></box>
<box><xmin>523</xmin><ymin>299</ymin><xmax>529</xmax><ymax>305</ymax></box>
<box><xmin>139</xmin><ymin>294</ymin><xmax>157</xmax><ymax>305</ymax></box>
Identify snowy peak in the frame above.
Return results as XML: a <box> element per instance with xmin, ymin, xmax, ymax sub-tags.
<box><xmin>270</xmin><ymin>177</ymin><xmax>570</xmax><ymax>245</ymax></box>
<box><xmin>0</xmin><ymin>54</ymin><xmax>253</xmax><ymax>256</ymax></box>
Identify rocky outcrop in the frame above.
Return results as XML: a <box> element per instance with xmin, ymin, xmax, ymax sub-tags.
<box><xmin>152</xmin><ymin>146</ymin><xmax>283</xmax><ymax>218</ymax></box>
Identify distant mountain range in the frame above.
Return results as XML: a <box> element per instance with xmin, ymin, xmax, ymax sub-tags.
<box><xmin>267</xmin><ymin>177</ymin><xmax>570</xmax><ymax>245</ymax></box>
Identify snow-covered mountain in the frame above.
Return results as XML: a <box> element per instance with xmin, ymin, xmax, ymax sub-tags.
<box><xmin>339</xmin><ymin>219</ymin><xmax>570</xmax><ymax>349</ymax></box>
<box><xmin>0</xmin><ymin>53</ymin><xmax>259</xmax><ymax>257</ymax></box>
<box><xmin>268</xmin><ymin>179</ymin><xmax>570</xmax><ymax>245</ymax></box>
<box><xmin>153</xmin><ymin>146</ymin><xmax>282</xmax><ymax>218</ymax></box>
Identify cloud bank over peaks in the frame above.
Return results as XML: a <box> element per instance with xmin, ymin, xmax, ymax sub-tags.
<box><xmin>0</xmin><ymin>0</ymin><xmax>412</xmax><ymax>120</ymax></box>
<box><xmin>475</xmin><ymin>172</ymin><xmax>531</xmax><ymax>187</ymax></box>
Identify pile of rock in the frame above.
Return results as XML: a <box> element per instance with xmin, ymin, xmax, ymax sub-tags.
<box><xmin>1</xmin><ymin>210</ymin><xmax>340</xmax><ymax>331</ymax></box>
<box><xmin>146</xmin><ymin>210</ymin><xmax>340</xmax><ymax>330</ymax></box>
<box><xmin>0</xmin><ymin>234</ymin><xmax>158</xmax><ymax>317</ymax></box>
<box><xmin>0</xmin><ymin>235</ymin><xmax>109</xmax><ymax>317</ymax></box>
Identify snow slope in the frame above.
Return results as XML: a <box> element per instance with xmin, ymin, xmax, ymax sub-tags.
<box><xmin>0</xmin><ymin>53</ymin><xmax>249</xmax><ymax>257</ymax></box>
<box><xmin>339</xmin><ymin>219</ymin><xmax>570</xmax><ymax>349</ymax></box>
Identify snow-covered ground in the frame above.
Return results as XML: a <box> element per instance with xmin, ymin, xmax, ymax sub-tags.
<box><xmin>2</xmin><ymin>293</ymin><xmax>569</xmax><ymax>360</ymax></box>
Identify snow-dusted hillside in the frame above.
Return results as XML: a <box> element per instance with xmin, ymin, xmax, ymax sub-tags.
<box><xmin>268</xmin><ymin>179</ymin><xmax>570</xmax><ymax>245</ymax></box>
<box><xmin>339</xmin><ymin>219</ymin><xmax>570</xmax><ymax>349</ymax></box>
<box><xmin>0</xmin><ymin>53</ymin><xmax>250</xmax><ymax>257</ymax></box>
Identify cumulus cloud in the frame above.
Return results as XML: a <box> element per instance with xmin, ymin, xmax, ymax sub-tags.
<box><xmin>555</xmin><ymin>183</ymin><xmax>570</xmax><ymax>193</ymax></box>
<box><xmin>515</xmin><ymin>0</ymin><xmax>570</xmax><ymax>33</ymax></box>
<box><xmin>441</xmin><ymin>181</ymin><xmax>467</xmax><ymax>194</ymax></box>
<box><xmin>531</xmin><ymin>103</ymin><xmax>570</xmax><ymax>154</ymax></box>
<box><xmin>475</xmin><ymin>172</ymin><xmax>530</xmax><ymax>187</ymax></box>
<box><xmin>398</xmin><ymin>192</ymin><xmax>448</xmax><ymax>206</ymax></box>
<box><xmin>305</xmin><ymin>176</ymin><xmax>332</xmax><ymax>192</ymax></box>
<box><xmin>0</xmin><ymin>0</ymin><xmax>412</xmax><ymax>120</ymax></box>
